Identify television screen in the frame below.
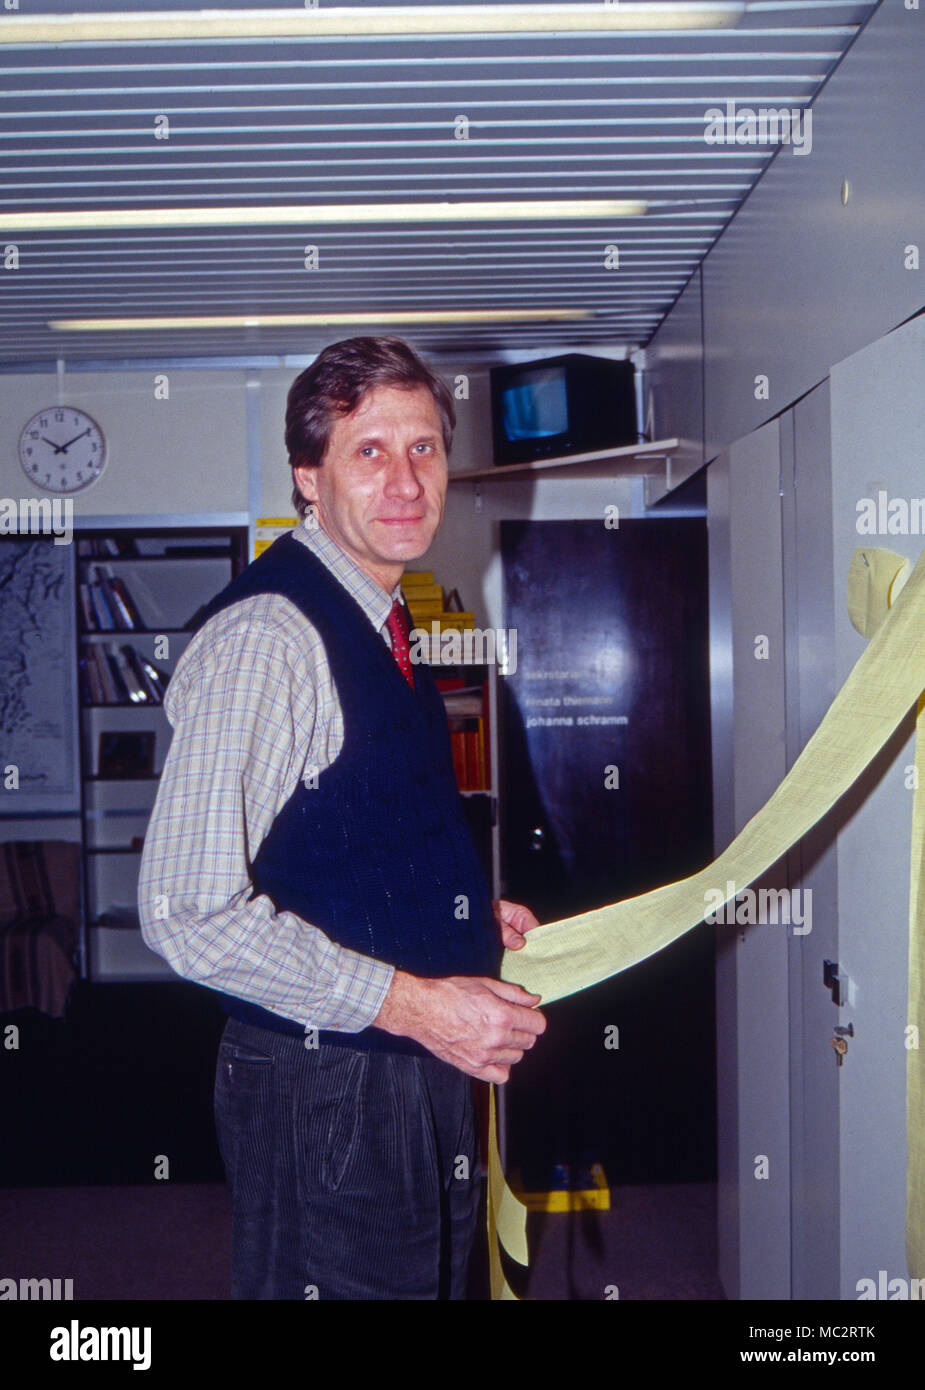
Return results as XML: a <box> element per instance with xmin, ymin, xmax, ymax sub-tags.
<box><xmin>490</xmin><ymin>353</ymin><xmax>637</xmax><ymax>466</ymax></box>
<box><xmin>501</xmin><ymin>367</ymin><xmax>569</xmax><ymax>442</ymax></box>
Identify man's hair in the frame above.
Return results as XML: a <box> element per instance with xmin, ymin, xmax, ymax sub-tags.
<box><xmin>285</xmin><ymin>336</ymin><xmax>456</xmax><ymax>519</ymax></box>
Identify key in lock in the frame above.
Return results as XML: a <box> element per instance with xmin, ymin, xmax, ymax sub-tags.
<box><xmin>830</xmin><ymin>1023</ymin><xmax>853</xmax><ymax>1066</ymax></box>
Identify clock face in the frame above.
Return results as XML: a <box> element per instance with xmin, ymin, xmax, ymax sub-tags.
<box><xmin>18</xmin><ymin>406</ymin><xmax>107</xmax><ymax>494</ymax></box>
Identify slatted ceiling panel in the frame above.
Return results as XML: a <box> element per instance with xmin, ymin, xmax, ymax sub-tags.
<box><xmin>0</xmin><ymin>2</ymin><xmax>876</xmax><ymax>364</ymax></box>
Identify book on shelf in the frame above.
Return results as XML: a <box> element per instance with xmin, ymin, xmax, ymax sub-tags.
<box><xmin>81</xmin><ymin>566</ymin><xmax>144</xmax><ymax>631</ymax></box>
<box><xmin>136</xmin><ymin>652</ymin><xmax>169</xmax><ymax>701</ymax></box>
<box><xmin>405</xmin><ymin>599</ymin><xmax>444</xmax><ymax>620</ymax></box>
<box><xmin>120</xmin><ymin>645</ymin><xmax>160</xmax><ymax>703</ymax></box>
<box><xmin>112</xmin><ymin>645</ymin><xmax>158</xmax><ymax>704</ymax></box>
<box><xmin>109</xmin><ymin>575</ymin><xmax>144</xmax><ymax>628</ymax></box>
<box><xmin>104</xmin><ymin>646</ymin><xmax>130</xmax><ymax>703</ymax></box>
<box><xmin>87</xmin><ymin>659</ymin><xmax>104</xmax><ymax>705</ymax></box>
<box><xmin>473</xmin><ymin>719</ymin><xmax>487</xmax><ymax>791</ymax></box>
<box><xmin>85</xmin><ymin>646</ymin><xmax>115</xmax><ymax>702</ymax></box>
<box><xmin>402</xmin><ymin>583</ymin><xmax>442</xmax><ymax>603</ymax></box>
<box><xmin>447</xmin><ymin>718</ymin><xmax>489</xmax><ymax>792</ymax></box>
<box><xmin>78</xmin><ymin>584</ymin><xmax>96</xmax><ymax>630</ymax></box>
<box><xmin>435</xmin><ymin>677</ymin><xmax>490</xmax><ymax>792</ymax></box>
<box><xmin>449</xmin><ymin>728</ymin><xmax>467</xmax><ymax>788</ymax></box>
<box><xmin>401</xmin><ymin>570</ymin><xmax>476</xmax><ymax>631</ymax></box>
<box><xmin>80</xmin><ymin>642</ymin><xmax>169</xmax><ymax>705</ymax></box>
<box><xmin>86</xmin><ymin>578</ymin><xmax>115</xmax><ymax>630</ymax></box>
<box><xmin>414</xmin><ymin>611</ymin><xmax>478</xmax><ymax>636</ymax></box>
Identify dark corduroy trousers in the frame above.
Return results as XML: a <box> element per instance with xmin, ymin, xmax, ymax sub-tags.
<box><xmin>214</xmin><ymin>1017</ymin><xmax>479</xmax><ymax>1299</ymax></box>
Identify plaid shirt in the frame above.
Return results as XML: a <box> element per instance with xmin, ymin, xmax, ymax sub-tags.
<box><xmin>138</xmin><ymin>520</ymin><xmax>400</xmax><ymax>1032</ymax></box>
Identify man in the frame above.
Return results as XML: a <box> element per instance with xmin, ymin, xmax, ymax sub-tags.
<box><xmin>139</xmin><ymin>336</ymin><xmax>546</xmax><ymax>1300</ymax></box>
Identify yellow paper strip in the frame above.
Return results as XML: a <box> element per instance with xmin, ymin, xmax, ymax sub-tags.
<box><xmin>490</xmin><ymin>545</ymin><xmax>925</xmax><ymax>1295</ymax></box>
<box><xmin>487</xmin><ymin>1087</ymin><xmax>526</xmax><ymax>1300</ymax></box>
<box><xmin>488</xmin><ymin>1087</ymin><xmax>528</xmax><ymax>1262</ymax></box>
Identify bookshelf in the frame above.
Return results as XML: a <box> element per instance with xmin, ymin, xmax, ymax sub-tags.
<box><xmin>76</xmin><ymin>527</ymin><xmax>248</xmax><ymax>982</ymax></box>
<box><xmin>431</xmin><ymin>658</ymin><xmax>500</xmax><ymax>899</ymax></box>
<box><xmin>402</xmin><ymin>569</ymin><xmax>501</xmax><ymax>898</ymax></box>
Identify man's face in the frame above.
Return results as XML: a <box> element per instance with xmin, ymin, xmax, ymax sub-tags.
<box><xmin>293</xmin><ymin>383</ymin><xmax>448</xmax><ymax>593</ymax></box>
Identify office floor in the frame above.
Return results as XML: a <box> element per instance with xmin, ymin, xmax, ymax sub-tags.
<box><xmin>0</xmin><ymin>1180</ymin><xmax>723</xmax><ymax>1301</ymax></box>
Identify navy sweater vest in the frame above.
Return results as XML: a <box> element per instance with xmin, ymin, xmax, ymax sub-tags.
<box><xmin>193</xmin><ymin>532</ymin><xmax>500</xmax><ymax>1054</ymax></box>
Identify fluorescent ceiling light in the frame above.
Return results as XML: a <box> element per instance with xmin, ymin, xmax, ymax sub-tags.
<box><xmin>0</xmin><ymin>199</ymin><xmax>648</xmax><ymax>233</ymax></box>
<box><xmin>49</xmin><ymin>309</ymin><xmax>593</xmax><ymax>331</ymax></box>
<box><xmin>0</xmin><ymin>5</ymin><xmax>745</xmax><ymax>45</ymax></box>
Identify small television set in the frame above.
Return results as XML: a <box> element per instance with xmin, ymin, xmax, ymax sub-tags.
<box><xmin>489</xmin><ymin>353</ymin><xmax>637</xmax><ymax>466</ymax></box>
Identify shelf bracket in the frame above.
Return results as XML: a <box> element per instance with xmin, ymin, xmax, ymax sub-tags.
<box><xmin>473</xmin><ymin>482</ymin><xmax>483</xmax><ymax>515</ymax></box>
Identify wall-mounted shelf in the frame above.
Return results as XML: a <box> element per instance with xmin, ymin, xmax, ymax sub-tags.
<box><xmin>448</xmin><ymin>437</ymin><xmax>682</xmax><ymax>484</ymax></box>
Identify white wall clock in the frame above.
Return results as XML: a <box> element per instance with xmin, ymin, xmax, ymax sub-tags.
<box><xmin>18</xmin><ymin>405</ymin><xmax>107</xmax><ymax>494</ymax></box>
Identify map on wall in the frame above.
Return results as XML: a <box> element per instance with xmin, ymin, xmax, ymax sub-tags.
<box><xmin>0</xmin><ymin>538</ymin><xmax>78</xmax><ymax>808</ymax></box>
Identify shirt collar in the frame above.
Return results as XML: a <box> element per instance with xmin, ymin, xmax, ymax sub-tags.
<box><xmin>290</xmin><ymin>516</ymin><xmax>401</xmax><ymax>632</ymax></box>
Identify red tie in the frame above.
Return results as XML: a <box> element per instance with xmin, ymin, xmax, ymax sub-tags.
<box><xmin>386</xmin><ymin>598</ymin><xmax>415</xmax><ymax>689</ymax></box>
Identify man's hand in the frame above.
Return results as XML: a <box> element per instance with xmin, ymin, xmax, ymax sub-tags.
<box><xmin>494</xmin><ymin>897</ymin><xmax>541</xmax><ymax>951</ymax></box>
<box><xmin>373</xmin><ymin>970</ymin><xmax>546</xmax><ymax>1083</ymax></box>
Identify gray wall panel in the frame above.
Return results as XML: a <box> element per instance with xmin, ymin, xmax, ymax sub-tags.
<box><xmin>787</xmin><ymin>380</ymin><xmax>841</xmax><ymax>1301</ymax></box>
<box><xmin>644</xmin><ymin>268</ymin><xmax>705</xmax><ymax>462</ymax></box>
<box><xmin>829</xmin><ymin>314</ymin><xmax>925</xmax><ymax>1295</ymax></box>
<box><xmin>715</xmin><ymin>419</ymin><xmax>793</xmax><ymax>1299</ymax></box>
<box><xmin>686</xmin><ymin>0</ymin><xmax>925</xmax><ymax>461</ymax></box>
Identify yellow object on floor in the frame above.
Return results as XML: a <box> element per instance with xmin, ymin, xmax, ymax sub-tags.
<box><xmin>511</xmin><ymin>1164</ymin><xmax>610</xmax><ymax>1213</ymax></box>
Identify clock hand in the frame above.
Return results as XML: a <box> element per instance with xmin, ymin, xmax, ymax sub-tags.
<box><xmin>41</xmin><ymin>436</ymin><xmax>67</xmax><ymax>454</ymax></box>
<box><xmin>57</xmin><ymin>427</ymin><xmax>92</xmax><ymax>452</ymax></box>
